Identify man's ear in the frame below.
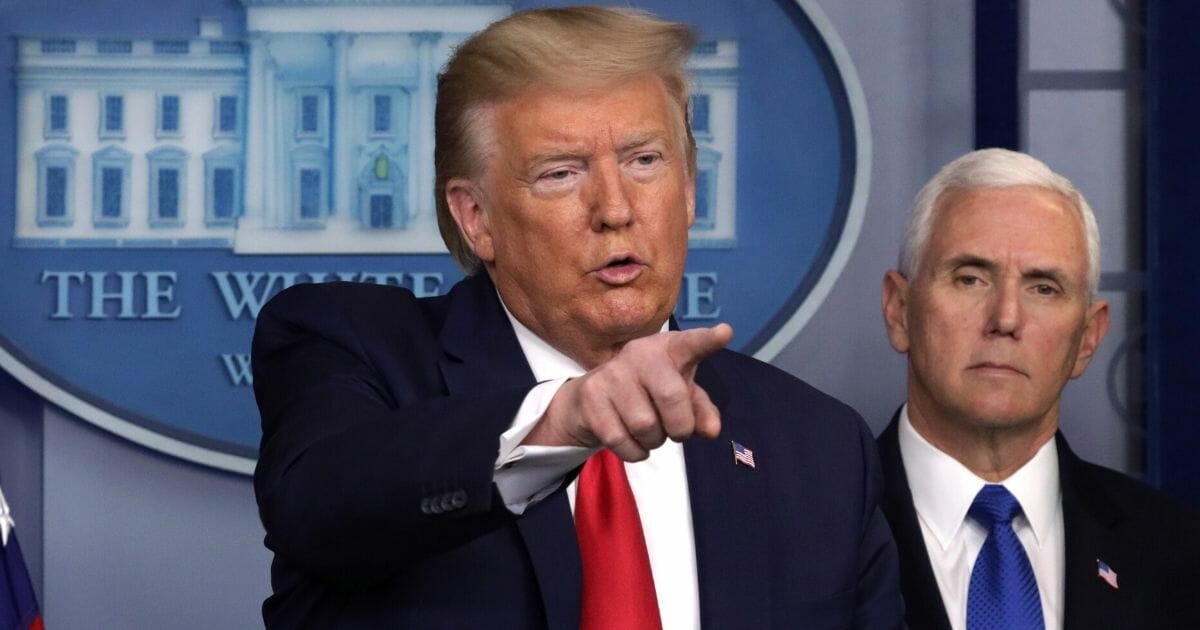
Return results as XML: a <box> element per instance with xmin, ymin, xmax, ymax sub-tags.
<box><xmin>881</xmin><ymin>270</ymin><xmax>911</xmax><ymax>354</ymax></box>
<box><xmin>685</xmin><ymin>170</ymin><xmax>696</xmax><ymax>228</ymax></box>
<box><xmin>445</xmin><ymin>178</ymin><xmax>495</xmax><ymax>263</ymax></box>
<box><xmin>1070</xmin><ymin>298</ymin><xmax>1111</xmax><ymax>378</ymax></box>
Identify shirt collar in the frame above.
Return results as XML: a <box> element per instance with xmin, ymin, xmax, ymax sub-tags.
<box><xmin>0</xmin><ymin>484</ymin><xmax>13</xmax><ymax>547</ymax></box>
<box><xmin>500</xmin><ymin>296</ymin><xmax>586</xmax><ymax>382</ymax></box>
<box><xmin>898</xmin><ymin>403</ymin><xmax>1060</xmax><ymax>549</ymax></box>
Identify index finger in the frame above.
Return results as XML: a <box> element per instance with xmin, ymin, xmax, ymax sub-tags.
<box><xmin>666</xmin><ymin>323</ymin><xmax>733</xmax><ymax>375</ymax></box>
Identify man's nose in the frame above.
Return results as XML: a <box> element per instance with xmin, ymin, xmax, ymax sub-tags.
<box><xmin>589</xmin><ymin>160</ymin><xmax>634</xmax><ymax>231</ymax></box>
<box><xmin>986</xmin><ymin>281</ymin><xmax>1022</xmax><ymax>338</ymax></box>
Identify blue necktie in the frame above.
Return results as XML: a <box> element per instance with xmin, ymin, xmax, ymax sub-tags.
<box><xmin>966</xmin><ymin>484</ymin><xmax>1044</xmax><ymax>630</ymax></box>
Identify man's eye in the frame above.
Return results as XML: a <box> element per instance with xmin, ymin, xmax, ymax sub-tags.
<box><xmin>633</xmin><ymin>154</ymin><xmax>659</xmax><ymax>166</ymax></box>
<box><xmin>957</xmin><ymin>275</ymin><xmax>980</xmax><ymax>286</ymax></box>
<box><xmin>545</xmin><ymin>169</ymin><xmax>572</xmax><ymax>180</ymax></box>
<box><xmin>1034</xmin><ymin>284</ymin><xmax>1058</xmax><ymax>296</ymax></box>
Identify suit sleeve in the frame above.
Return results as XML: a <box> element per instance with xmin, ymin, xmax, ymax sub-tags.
<box><xmin>251</xmin><ymin>284</ymin><xmax>529</xmax><ymax>587</ymax></box>
<box><xmin>850</xmin><ymin>418</ymin><xmax>906</xmax><ymax>629</ymax></box>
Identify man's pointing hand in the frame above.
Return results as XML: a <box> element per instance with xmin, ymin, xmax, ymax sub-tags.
<box><xmin>525</xmin><ymin>323</ymin><xmax>734</xmax><ymax>461</ymax></box>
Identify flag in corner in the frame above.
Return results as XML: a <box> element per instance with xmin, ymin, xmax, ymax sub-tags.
<box><xmin>1096</xmin><ymin>559</ymin><xmax>1119</xmax><ymax>590</ymax></box>
<box><xmin>731</xmin><ymin>441</ymin><xmax>756</xmax><ymax>469</ymax></box>
<box><xmin>1</xmin><ymin>484</ymin><xmax>44</xmax><ymax>630</ymax></box>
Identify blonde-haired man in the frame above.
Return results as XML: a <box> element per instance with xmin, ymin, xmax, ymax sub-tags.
<box><xmin>254</xmin><ymin>6</ymin><xmax>902</xmax><ymax>629</ymax></box>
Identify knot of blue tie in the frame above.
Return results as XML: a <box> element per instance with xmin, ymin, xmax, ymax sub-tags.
<box><xmin>966</xmin><ymin>484</ymin><xmax>1045</xmax><ymax>630</ymax></box>
<box><xmin>968</xmin><ymin>483</ymin><xmax>1023</xmax><ymax>528</ymax></box>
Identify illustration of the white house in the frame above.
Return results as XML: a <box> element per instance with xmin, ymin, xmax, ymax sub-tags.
<box><xmin>14</xmin><ymin>0</ymin><xmax>738</xmax><ymax>254</ymax></box>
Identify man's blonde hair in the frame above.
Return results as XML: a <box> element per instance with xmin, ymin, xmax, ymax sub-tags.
<box><xmin>435</xmin><ymin>6</ymin><xmax>698</xmax><ymax>273</ymax></box>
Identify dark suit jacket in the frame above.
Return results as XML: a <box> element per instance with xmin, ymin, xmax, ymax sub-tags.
<box><xmin>878</xmin><ymin>414</ymin><xmax>1200</xmax><ymax>629</ymax></box>
<box><xmin>251</xmin><ymin>273</ymin><xmax>903</xmax><ymax>629</ymax></box>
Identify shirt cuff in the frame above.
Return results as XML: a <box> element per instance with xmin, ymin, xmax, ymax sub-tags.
<box><xmin>494</xmin><ymin>378</ymin><xmax>593</xmax><ymax>514</ymax></box>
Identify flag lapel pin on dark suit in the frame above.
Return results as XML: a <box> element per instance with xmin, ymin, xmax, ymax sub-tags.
<box><xmin>1096</xmin><ymin>559</ymin><xmax>1119</xmax><ymax>589</ymax></box>
<box><xmin>731</xmin><ymin>441</ymin><xmax>756</xmax><ymax>468</ymax></box>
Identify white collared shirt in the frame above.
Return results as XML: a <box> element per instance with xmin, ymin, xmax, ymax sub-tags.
<box><xmin>0</xmin><ymin>484</ymin><xmax>15</xmax><ymax>547</ymax></box>
<box><xmin>897</xmin><ymin>404</ymin><xmax>1065</xmax><ymax>630</ymax></box>
<box><xmin>492</xmin><ymin>305</ymin><xmax>700</xmax><ymax>630</ymax></box>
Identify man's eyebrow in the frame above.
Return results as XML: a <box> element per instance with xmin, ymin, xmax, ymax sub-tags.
<box><xmin>526</xmin><ymin>149</ymin><xmax>589</xmax><ymax>166</ymax></box>
<box><xmin>1023</xmin><ymin>266</ymin><xmax>1070</xmax><ymax>287</ymax></box>
<box><xmin>616</xmin><ymin>130</ymin><xmax>668</xmax><ymax>154</ymax></box>
<box><xmin>942</xmin><ymin>254</ymin><xmax>997</xmax><ymax>273</ymax></box>
<box><xmin>524</xmin><ymin>131</ymin><xmax>668</xmax><ymax>168</ymax></box>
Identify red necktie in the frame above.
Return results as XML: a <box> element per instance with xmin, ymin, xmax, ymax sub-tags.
<box><xmin>575</xmin><ymin>449</ymin><xmax>663</xmax><ymax>630</ymax></box>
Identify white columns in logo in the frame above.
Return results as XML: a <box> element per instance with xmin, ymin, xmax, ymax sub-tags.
<box><xmin>331</xmin><ymin>32</ymin><xmax>355</xmax><ymax>221</ymax></box>
<box><xmin>410</xmin><ymin>31</ymin><xmax>440</xmax><ymax>224</ymax></box>
<box><xmin>244</xmin><ymin>33</ymin><xmax>266</xmax><ymax>229</ymax></box>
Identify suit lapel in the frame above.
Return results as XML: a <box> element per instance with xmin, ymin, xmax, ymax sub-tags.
<box><xmin>437</xmin><ymin>273</ymin><xmax>582</xmax><ymax>630</ymax></box>
<box><xmin>437</xmin><ymin>273</ymin><xmax>536</xmax><ymax>395</ymax></box>
<box><xmin>1057</xmin><ymin>434</ymin><xmax>1125</xmax><ymax>630</ymax></box>
<box><xmin>877</xmin><ymin>414</ymin><xmax>953</xmax><ymax>630</ymax></box>
<box><xmin>684</xmin><ymin>356</ymin><xmax>772</xmax><ymax>628</ymax></box>
<box><xmin>515</xmin><ymin>489</ymin><xmax>583</xmax><ymax>630</ymax></box>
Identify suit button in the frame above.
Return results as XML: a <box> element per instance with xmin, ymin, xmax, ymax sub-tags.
<box><xmin>429</xmin><ymin>497</ymin><xmax>445</xmax><ymax>514</ymax></box>
<box><xmin>451</xmin><ymin>490</ymin><xmax>467</xmax><ymax>508</ymax></box>
<box><xmin>439</xmin><ymin>493</ymin><xmax>456</xmax><ymax>512</ymax></box>
<box><xmin>420</xmin><ymin>498</ymin><xmax>432</xmax><ymax>515</ymax></box>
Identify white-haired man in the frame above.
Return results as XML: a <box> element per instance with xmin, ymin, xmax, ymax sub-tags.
<box><xmin>879</xmin><ymin>148</ymin><xmax>1200</xmax><ymax>629</ymax></box>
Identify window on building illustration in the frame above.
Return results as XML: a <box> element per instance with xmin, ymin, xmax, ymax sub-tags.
<box><xmin>154</xmin><ymin>40</ymin><xmax>189</xmax><ymax>55</ymax></box>
<box><xmin>46</xmin><ymin>167</ymin><xmax>68</xmax><ymax>218</ymax></box>
<box><xmin>159</xmin><ymin>95</ymin><xmax>181</xmax><ymax>136</ymax></box>
<box><xmin>212</xmin><ymin>168</ymin><xmax>236</xmax><ymax>220</ymax></box>
<box><xmin>690</xmin><ymin>94</ymin><xmax>711</xmax><ymax>135</ymax></box>
<box><xmin>301</xmin><ymin>96</ymin><xmax>319</xmax><ymax>134</ymax></box>
<box><xmin>98</xmin><ymin>39</ymin><xmax>132</xmax><ymax>54</ymax></box>
<box><xmin>369</xmin><ymin>194</ymin><xmax>393</xmax><ymax>228</ymax></box>
<box><xmin>148</xmin><ymin>147</ymin><xmax>187</xmax><ymax>227</ymax></box>
<box><xmin>101</xmin><ymin>168</ymin><xmax>123</xmax><ymax>218</ymax></box>
<box><xmin>694</xmin><ymin>169</ymin><xmax>713</xmax><ymax>228</ymax></box>
<box><xmin>36</xmin><ymin>146</ymin><xmax>77</xmax><ymax>226</ymax></box>
<box><xmin>209</xmin><ymin>41</ymin><xmax>244</xmax><ymax>55</ymax></box>
<box><xmin>373</xmin><ymin>95</ymin><xmax>392</xmax><ymax>134</ymax></box>
<box><xmin>367</xmin><ymin>91</ymin><xmax>409</xmax><ymax>140</ymax></box>
<box><xmin>690</xmin><ymin>146</ymin><xmax>721</xmax><ymax>235</ymax></box>
<box><xmin>295</xmin><ymin>91</ymin><xmax>328</xmax><ymax>140</ymax></box>
<box><xmin>157</xmin><ymin>169</ymin><xmax>180</xmax><ymax>219</ymax></box>
<box><xmin>91</xmin><ymin>146</ymin><xmax>131</xmax><ymax>226</ymax></box>
<box><xmin>101</xmin><ymin>95</ymin><xmax>124</xmax><ymax>137</ymax></box>
<box><xmin>41</xmin><ymin>39</ymin><xmax>76</xmax><ymax>54</ymax></box>
<box><xmin>299</xmin><ymin>169</ymin><xmax>322</xmax><ymax>219</ymax></box>
<box><xmin>692</xmin><ymin>147</ymin><xmax>721</xmax><ymax>233</ymax></box>
<box><xmin>45</xmin><ymin>94</ymin><xmax>69</xmax><ymax>138</ymax></box>
<box><xmin>217</xmin><ymin>95</ymin><xmax>238</xmax><ymax>135</ymax></box>
<box><xmin>204</xmin><ymin>146</ymin><xmax>242</xmax><ymax>226</ymax></box>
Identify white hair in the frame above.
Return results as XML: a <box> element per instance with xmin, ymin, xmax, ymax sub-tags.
<box><xmin>899</xmin><ymin>148</ymin><xmax>1102</xmax><ymax>300</ymax></box>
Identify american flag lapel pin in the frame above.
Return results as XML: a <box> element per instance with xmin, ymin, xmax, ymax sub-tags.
<box><xmin>731</xmin><ymin>441</ymin><xmax>756</xmax><ymax>469</ymax></box>
<box><xmin>1096</xmin><ymin>559</ymin><xmax>1119</xmax><ymax>590</ymax></box>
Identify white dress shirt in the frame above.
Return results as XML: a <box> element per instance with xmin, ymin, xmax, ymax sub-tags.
<box><xmin>492</xmin><ymin>305</ymin><xmax>701</xmax><ymax>630</ymax></box>
<box><xmin>897</xmin><ymin>404</ymin><xmax>1065</xmax><ymax>630</ymax></box>
<box><xmin>0</xmin><ymin>484</ymin><xmax>15</xmax><ymax>546</ymax></box>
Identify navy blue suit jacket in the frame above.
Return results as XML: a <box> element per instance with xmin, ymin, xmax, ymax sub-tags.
<box><xmin>252</xmin><ymin>273</ymin><xmax>903</xmax><ymax>628</ymax></box>
<box><xmin>878</xmin><ymin>414</ymin><xmax>1200</xmax><ymax>630</ymax></box>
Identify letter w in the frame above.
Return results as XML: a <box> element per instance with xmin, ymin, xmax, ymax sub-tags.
<box><xmin>220</xmin><ymin>354</ymin><xmax>254</xmax><ymax>386</ymax></box>
<box><xmin>211</xmin><ymin>272</ymin><xmax>297</xmax><ymax>320</ymax></box>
